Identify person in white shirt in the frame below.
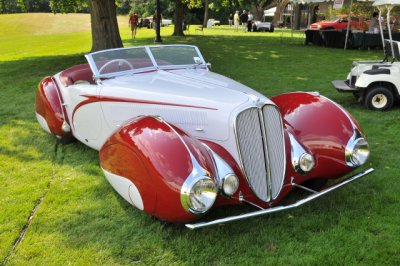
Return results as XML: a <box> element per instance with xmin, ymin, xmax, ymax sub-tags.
<box><xmin>247</xmin><ymin>12</ymin><xmax>253</xmax><ymax>32</ymax></box>
<box><xmin>234</xmin><ymin>11</ymin><xmax>240</xmax><ymax>31</ymax></box>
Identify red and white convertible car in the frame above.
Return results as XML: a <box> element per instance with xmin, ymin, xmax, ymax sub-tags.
<box><xmin>35</xmin><ymin>45</ymin><xmax>373</xmax><ymax>229</ymax></box>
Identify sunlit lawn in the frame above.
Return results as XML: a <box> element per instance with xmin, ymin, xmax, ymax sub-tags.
<box><xmin>0</xmin><ymin>13</ymin><xmax>399</xmax><ymax>265</ymax></box>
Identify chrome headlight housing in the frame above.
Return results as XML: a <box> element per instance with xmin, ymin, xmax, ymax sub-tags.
<box><xmin>202</xmin><ymin>144</ymin><xmax>240</xmax><ymax>198</ymax></box>
<box><xmin>181</xmin><ymin>176</ymin><xmax>218</xmax><ymax>214</ymax></box>
<box><xmin>289</xmin><ymin>133</ymin><xmax>315</xmax><ymax>174</ymax></box>
<box><xmin>346</xmin><ymin>136</ymin><xmax>369</xmax><ymax>167</ymax></box>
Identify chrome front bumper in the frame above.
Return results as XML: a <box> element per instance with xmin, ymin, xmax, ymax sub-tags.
<box><xmin>186</xmin><ymin>168</ymin><xmax>374</xmax><ymax>229</ymax></box>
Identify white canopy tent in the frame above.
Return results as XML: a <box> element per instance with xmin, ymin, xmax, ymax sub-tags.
<box><xmin>264</xmin><ymin>7</ymin><xmax>277</xmax><ymax>17</ymax></box>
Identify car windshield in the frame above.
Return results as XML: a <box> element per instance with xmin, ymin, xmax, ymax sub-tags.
<box><xmin>324</xmin><ymin>17</ymin><xmax>341</xmax><ymax>22</ymax></box>
<box><xmin>85</xmin><ymin>45</ymin><xmax>206</xmax><ymax>79</ymax></box>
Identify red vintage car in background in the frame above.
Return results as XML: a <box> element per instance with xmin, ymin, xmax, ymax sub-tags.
<box><xmin>310</xmin><ymin>15</ymin><xmax>367</xmax><ymax>31</ymax></box>
<box><xmin>35</xmin><ymin>45</ymin><xmax>373</xmax><ymax>229</ymax></box>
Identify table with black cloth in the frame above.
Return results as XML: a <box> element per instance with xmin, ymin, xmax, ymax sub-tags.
<box><xmin>351</xmin><ymin>32</ymin><xmax>400</xmax><ymax>50</ymax></box>
<box><xmin>305</xmin><ymin>30</ymin><xmax>348</xmax><ymax>48</ymax></box>
<box><xmin>305</xmin><ymin>29</ymin><xmax>400</xmax><ymax>50</ymax></box>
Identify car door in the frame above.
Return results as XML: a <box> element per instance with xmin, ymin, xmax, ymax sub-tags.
<box><xmin>62</xmin><ymin>83</ymin><xmax>103</xmax><ymax>146</ymax></box>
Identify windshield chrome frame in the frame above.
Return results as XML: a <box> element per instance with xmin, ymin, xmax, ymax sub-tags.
<box><xmin>85</xmin><ymin>44</ymin><xmax>208</xmax><ymax>82</ymax></box>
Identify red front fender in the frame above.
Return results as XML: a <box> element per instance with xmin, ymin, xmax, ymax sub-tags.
<box><xmin>99</xmin><ymin>116</ymin><xmax>216</xmax><ymax>223</ymax></box>
<box><xmin>271</xmin><ymin>92</ymin><xmax>360</xmax><ymax>179</ymax></box>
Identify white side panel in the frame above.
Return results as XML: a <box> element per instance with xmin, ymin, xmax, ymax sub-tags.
<box><xmin>102</xmin><ymin>168</ymin><xmax>144</xmax><ymax>210</ymax></box>
<box><xmin>101</xmin><ymin>102</ymin><xmax>232</xmax><ymax>140</ymax></box>
<box><xmin>35</xmin><ymin>112</ymin><xmax>51</xmax><ymax>134</ymax></box>
<box><xmin>73</xmin><ymin>103</ymin><xmax>102</xmax><ymax>140</ymax></box>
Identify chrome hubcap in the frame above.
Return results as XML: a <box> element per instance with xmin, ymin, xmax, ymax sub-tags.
<box><xmin>371</xmin><ymin>94</ymin><xmax>387</xmax><ymax>109</ymax></box>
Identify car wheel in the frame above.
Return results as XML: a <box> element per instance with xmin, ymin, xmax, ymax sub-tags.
<box><xmin>364</xmin><ymin>86</ymin><xmax>394</xmax><ymax>111</ymax></box>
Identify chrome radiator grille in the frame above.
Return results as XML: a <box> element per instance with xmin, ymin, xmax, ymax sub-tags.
<box><xmin>236</xmin><ymin>105</ymin><xmax>286</xmax><ymax>201</ymax></box>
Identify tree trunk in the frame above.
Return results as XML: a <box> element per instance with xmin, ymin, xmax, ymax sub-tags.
<box><xmin>88</xmin><ymin>0</ymin><xmax>123</xmax><ymax>52</ymax></box>
<box><xmin>275</xmin><ymin>0</ymin><xmax>290</xmax><ymax>24</ymax></box>
<box><xmin>172</xmin><ymin>0</ymin><xmax>184</xmax><ymax>36</ymax></box>
<box><xmin>202</xmin><ymin>0</ymin><xmax>209</xmax><ymax>28</ymax></box>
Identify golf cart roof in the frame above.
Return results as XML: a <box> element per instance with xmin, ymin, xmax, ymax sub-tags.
<box><xmin>373</xmin><ymin>0</ymin><xmax>400</xmax><ymax>6</ymax></box>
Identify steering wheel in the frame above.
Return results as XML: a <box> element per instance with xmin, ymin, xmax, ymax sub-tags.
<box><xmin>98</xmin><ymin>59</ymin><xmax>134</xmax><ymax>74</ymax></box>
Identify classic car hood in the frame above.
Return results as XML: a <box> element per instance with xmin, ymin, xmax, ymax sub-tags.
<box><xmin>311</xmin><ymin>21</ymin><xmax>333</xmax><ymax>27</ymax></box>
<box><xmin>99</xmin><ymin>69</ymin><xmax>271</xmax><ymax>142</ymax></box>
<box><xmin>102</xmin><ymin>68</ymin><xmax>266</xmax><ymax>106</ymax></box>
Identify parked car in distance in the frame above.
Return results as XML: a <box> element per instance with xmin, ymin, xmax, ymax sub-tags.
<box><xmin>147</xmin><ymin>17</ymin><xmax>172</xmax><ymax>28</ymax></box>
<box><xmin>161</xmin><ymin>18</ymin><xmax>172</xmax><ymax>26</ymax></box>
<box><xmin>208</xmin><ymin>19</ymin><xmax>221</xmax><ymax>26</ymax></box>
<box><xmin>253</xmin><ymin>21</ymin><xmax>274</xmax><ymax>32</ymax></box>
<box><xmin>310</xmin><ymin>15</ymin><xmax>367</xmax><ymax>31</ymax></box>
<box><xmin>35</xmin><ymin>45</ymin><xmax>373</xmax><ymax>229</ymax></box>
<box><xmin>138</xmin><ymin>18</ymin><xmax>151</xmax><ymax>28</ymax></box>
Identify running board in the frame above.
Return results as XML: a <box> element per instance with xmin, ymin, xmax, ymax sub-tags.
<box><xmin>186</xmin><ymin>168</ymin><xmax>374</xmax><ymax>230</ymax></box>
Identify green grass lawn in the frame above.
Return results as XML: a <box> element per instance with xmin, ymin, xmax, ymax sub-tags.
<box><xmin>1</xmin><ymin>13</ymin><xmax>399</xmax><ymax>265</ymax></box>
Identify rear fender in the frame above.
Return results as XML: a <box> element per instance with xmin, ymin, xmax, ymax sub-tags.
<box><xmin>99</xmin><ymin>116</ymin><xmax>217</xmax><ymax>223</ymax></box>
<box><xmin>35</xmin><ymin>77</ymin><xmax>70</xmax><ymax>138</ymax></box>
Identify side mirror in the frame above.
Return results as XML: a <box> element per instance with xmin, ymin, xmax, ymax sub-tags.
<box><xmin>193</xmin><ymin>57</ymin><xmax>202</xmax><ymax>65</ymax></box>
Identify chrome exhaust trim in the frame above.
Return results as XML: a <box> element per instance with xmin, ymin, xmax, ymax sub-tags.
<box><xmin>185</xmin><ymin>168</ymin><xmax>374</xmax><ymax>230</ymax></box>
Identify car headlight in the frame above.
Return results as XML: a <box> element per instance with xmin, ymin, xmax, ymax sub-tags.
<box><xmin>222</xmin><ymin>174</ymin><xmax>239</xmax><ymax>196</ymax></box>
<box><xmin>181</xmin><ymin>176</ymin><xmax>217</xmax><ymax>214</ymax></box>
<box><xmin>299</xmin><ymin>153</ymin><xmax>315</xmax><ymax>173</ymax></box>
<box><xmin>289</xmin><ymin>133</ymin><xmax>315</xmax><ymax>174</ymax></box>
<box><xmin>346</xmin><ymin>137</ymin><xmax>369</xmax><ymax>167</ymax></box>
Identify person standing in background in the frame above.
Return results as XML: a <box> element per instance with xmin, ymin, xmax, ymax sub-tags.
<box><xmin>228</xmin><ymin>13</ymin><xmax>234</xmax><ymax>26</ymax></box>
<box><xmin>129</xmin><ymin>11</ymin><xmax>139</xmax><ymax>39</ymax></box>
<box><xmin>247</xmin><ymin>12</ymin><xmax>253</xmax><ymax>32</ymax></box>
<box><xmin>234</xmin><ymin>11</ymin><xmax>240</xmax><ymax>31</ymax></box>
<box><xmin>240</xmin><ymin>10</ymin><xmax>248</xmax><ymax>32</ymax></box>
<box><xmin>369</xmin><ymin>11</ymin><xmax>379</xmax><ymax>33</ymax></box>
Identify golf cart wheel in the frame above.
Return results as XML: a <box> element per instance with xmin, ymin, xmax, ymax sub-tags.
<box><xmin>352</xmin><ymin>91</ymin><xmax>362</xmax><ymax>102</ymax></box>
<box><xmin>364</xmin><ymin>86</ymin><xmax>394</xmax><ymax>111</ymax></box>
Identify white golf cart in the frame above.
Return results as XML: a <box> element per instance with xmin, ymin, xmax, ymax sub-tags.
<box><xmin>332</xmin><ymin>0</ymin><xmax>400</xmax><ymax>111</ymax></box>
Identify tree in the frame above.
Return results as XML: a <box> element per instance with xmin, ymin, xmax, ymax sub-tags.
<box><xmin>173</xmin><ymin>0</ymin><xmax>185</xmax><ymax>36</ymax></box>
<box><xmin>1</xmin><ymin>0</ymin><xmax>25</xmax><ymax>13</ymax></box>
<box><xmin>202</xmin><ymin>0</ymin><xmax>209</xmax><ymax>27</ymax></box>
<box><xmin>88</xmin><ymin>0</ymin><xmax>123</xmax><ymax>51</ymax></box>
<box><xmin>248</xmin><ymin>0</ymin><xmax>274</xmax><ymax>20</ymax></box>
<box><xmin>50</xmin><ymin>0</ymin><xmax>122</xmax><ymax>52</ymax></box>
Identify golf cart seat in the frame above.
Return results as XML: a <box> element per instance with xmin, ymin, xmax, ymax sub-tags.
<box><xmin>384</xmin><ymin>39</ymin><xmax>400</xmax><ymax>62</ymax></box>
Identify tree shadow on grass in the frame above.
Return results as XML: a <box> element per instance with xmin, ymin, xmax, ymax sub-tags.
<box><xmin>0</xmin><ymin>54</ymin><xmax>101</xmax><ymax>171</ymax></box>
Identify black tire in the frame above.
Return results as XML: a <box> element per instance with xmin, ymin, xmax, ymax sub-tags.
<box><xmin>269</xmin><ymin>26</ymin><xmax>274</xmax><ymax>32</ymax></box>
<box><xmin>352</xmin><ymin>91</ymin><xmax>362</xmax><ymax>102</ymax></box>
<box><xmin>364</xmin><ymin>86</ymin><xmax>394</xmax><ymax>111</ymax></box>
